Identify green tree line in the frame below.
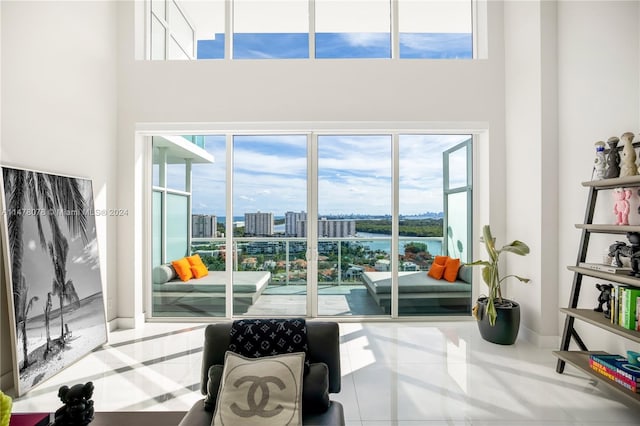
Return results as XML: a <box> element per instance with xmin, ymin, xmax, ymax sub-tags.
<box><xmin>356</xmin><ymin>218</ymin><xmax>443</xmax><ymax>237</ymax></box>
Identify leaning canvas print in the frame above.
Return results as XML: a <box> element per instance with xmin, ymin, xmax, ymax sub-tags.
<box><xmin>0</xmin><ymin>166</ymin><xmax>107</xmax><ymax>396</ymax></box>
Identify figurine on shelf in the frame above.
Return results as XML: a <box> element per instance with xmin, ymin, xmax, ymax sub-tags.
<box><xmin>613</xmin><ymin>187</ymin><xmax>632</xmax><ymax>225</ymax></box>
<box><xmin>52</xmin><ymin>382</ymin><xmax>94</xmax><ymax>426</ymax></box>
<box><xmin>593</xmin><ymin>141</ymin><xmax>606</xmax><ymax>180</ymax></box>
<box><xmin>594</xmin><ymin>283</ymin><xmax>613</xmax><ymax>319</ymax></box>
<box><xmin>605</xmin><ymin>136</ymin><xmax>621</xmax><ymax>179</ymax></box>
<box><xmin>619</xmin><ymin>132</ymin><xmax>638</xmax><ymax>177</ymax></box>
<box><xmin>608</xmin><ymin>232</ymin><xmax>640</xmax><ymax>276</ymax></box>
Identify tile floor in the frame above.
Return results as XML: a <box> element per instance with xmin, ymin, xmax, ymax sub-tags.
<box><xmin>9</xmin><ymin>321</ymin><xmax>640</xmax><ymax>425</ymax></box>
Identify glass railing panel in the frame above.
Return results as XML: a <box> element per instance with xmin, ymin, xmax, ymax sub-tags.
<box><xmin>233</xmin><ymin>238</ymin><xmax>307</xmax><ymax>316</ymax></box>
<box><xmin>317</xmin><ymin>237</ymin><xmax>389</xmax><ymax>316</ymax></box>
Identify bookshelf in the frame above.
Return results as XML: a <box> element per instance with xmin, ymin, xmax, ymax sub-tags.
<box><xmin>554</xmin><ymin>175</ymin><xmax>640</xmax><ymax>407</ymax></box>
<box><xmin>553</xmin><ymin>351</ymin><xmax>640</xmax><ymax>406</ymax></box>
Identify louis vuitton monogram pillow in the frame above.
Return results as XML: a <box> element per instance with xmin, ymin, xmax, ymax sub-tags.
<box><xmin>212</xmin><ymin>351</ymin><xmax>304</xmax><ymax>426</ymax></box>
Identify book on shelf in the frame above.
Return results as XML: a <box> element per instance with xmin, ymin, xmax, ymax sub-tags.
<box><xmin>622</xmin><ymin>288</ymin><xmax>640</xmax><ymax>330</ymax></box>
<box><xmin>578</xmin><ymin>262</ymin><xmax>633</xmax><ymax>274</ymax></box>
<box><xmin>589</xmin><ymin>359</ymin><xmax>639</xmax><ymax>392</ymax></box>
<box><xmin>637</xmin><ymin>297</ymin><xmax>640</xmax><ymax>331</ymax></box>
<box><xmin>590</xmin><ymin>354</ymin><xmax>640</xmax><ymax>383</ymax></box>
<box><xmin>611</xmin><ymin>285</ymin><xmax>628</xmax><ymax>325</ymax></box>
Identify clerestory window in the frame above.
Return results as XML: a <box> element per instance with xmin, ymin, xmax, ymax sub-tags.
<box><xmin>148</xmin><ymin>0</ymin><xmax>475</xmax><ymax>60</ymax></box>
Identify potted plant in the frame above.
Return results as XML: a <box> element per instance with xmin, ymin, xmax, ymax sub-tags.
<box><xmin>469</xmin><ymin>225</ymin><xmax>530</xmax><ymax>345</ymax></box>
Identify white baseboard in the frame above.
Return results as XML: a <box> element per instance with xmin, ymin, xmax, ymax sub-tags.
<box><xmin>520</xmin><ymin>325</ymin><xmax>560</xmax><ymax>348</ymax></box>
<box><xmin>114</xmin><ymin>313</ymin><xmax>146</xmax><ymax>330</ymax></box>
<box><xmin>107</xmin><ymin>318</ymin><xmax>119</xmax><ymax>332</ymax></box>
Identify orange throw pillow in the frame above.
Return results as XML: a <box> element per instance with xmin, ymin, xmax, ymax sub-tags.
<box><xmin>433</xmin><ymin>255</ymin><xmax>448</xmax><ymax>266</ymax></box>
<box><xmin>186</xmin><ymin>253</ymin><xmax>206</xmax><ymax>268</ymax></box>
<box><xmin>427</xmin><ymin>263</ymin><xmax>446</xmax><ymax>280</ymax></box>
<box><xmin>172</xmin><ymin>257</ymin><xmax>193</xmax><ymax>282</ymax></box>
<box><xmin>191</xmin><ymin>262</ymin><xmax>209</xmax><ymax>279</ymax></box>
<box><xmin>443</xmin><ymin>257</ymin><xmax>461</xmax><ymax>282</ymax></box>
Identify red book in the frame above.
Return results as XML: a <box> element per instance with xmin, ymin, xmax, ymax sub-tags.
<box><xmin>590</xmin><ymin>359</ymin><xmax>639</xmax><ymax>392</ymax></box>
<box><xmin>9</xmin><ymin>413</ymin><xmax>51</xmax><ymax>426</ymax></box>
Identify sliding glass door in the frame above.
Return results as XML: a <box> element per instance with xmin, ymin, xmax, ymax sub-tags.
<box><xmin>232</xmin><ymin>135</ymin><xmax>308</xmax><ymax>316</ymax></box>
<box><xmin>317</xmin><ymin>135</ymin><xmax>392</xmax><ymax>316</ymax></box>
<box><xmin>149</xmin><ymin>131</ymin><xmax>473</xmax><ymax>319</ymax></box>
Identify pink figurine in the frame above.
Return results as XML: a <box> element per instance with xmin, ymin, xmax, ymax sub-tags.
<box><xmin>613</xmin><ymin>187</ymin><xmax>632</xmax><ymax>225</ymax></box>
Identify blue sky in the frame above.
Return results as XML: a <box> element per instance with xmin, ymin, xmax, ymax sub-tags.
<box><xmin>197</xmin><ymin>32</ymin><xmax>472</xmax><ymax>59</ymax></box>
<box><xmin>172</xmin><ymin>134</ymin><xmax>470</xmax><ymax>218</ymax></box>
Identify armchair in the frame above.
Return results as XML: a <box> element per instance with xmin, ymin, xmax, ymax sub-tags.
<box><xmin>179</xmin><ymin>321</ymin><xmax>345</xmax><ymax>426</ymax></box>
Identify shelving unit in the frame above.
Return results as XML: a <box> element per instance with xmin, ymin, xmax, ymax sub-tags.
<box><xmin>554</xmin><ymin>174</ymin><xmax>640</xmax><ymax>407</ymax></box>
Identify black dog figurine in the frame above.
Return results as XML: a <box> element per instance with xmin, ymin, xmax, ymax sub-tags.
<box><xmin>594</xmin><ymin>283</ymin><xmax>614</xmax><ymax>319</ymax></box>
<box><xmin>608</xmin><ymin>232</ymin><xmax>640</xmax><ymax>277</ymax></box>
<box><xmin>53</xmin><ymin>382</ymin><xmax>95</xmax><ymax>426</ymax></box>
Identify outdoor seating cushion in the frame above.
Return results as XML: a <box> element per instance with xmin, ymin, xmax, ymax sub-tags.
<box><xmin>152</xmin><ymin>271</ymin><xmax>270</xmax><ymax>294</ymax></box>
<box><xmin>364</xmin><ymin>266</ymin><xmax>472</xmax><ymax>295</ymax></box>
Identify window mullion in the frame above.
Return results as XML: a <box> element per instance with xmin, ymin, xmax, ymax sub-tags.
<box><xmin>226</xmin><ymin>0</ymin><xmax>233</xmax><ymax>60</ymax></box>
<box><xmin>309</xmin><ymin>0</ymin><xmax>316</xmax><ymax>59</ymax></box>
<box><xmin>391</xmin><ymin>0</ymin><xmax>399</xmax><ymax>59</ymax></box>
<box><xmin>391</xmin><ymin>133</ymin><xmax>399</xmax><ymax>318</ymax></box>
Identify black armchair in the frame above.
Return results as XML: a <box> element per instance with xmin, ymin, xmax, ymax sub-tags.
<box><xmin>178</xmin><ymin>321</ymin><xmax>345</xmax><ymax>426</ymax></box>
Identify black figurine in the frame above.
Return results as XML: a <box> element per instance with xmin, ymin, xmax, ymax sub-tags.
<box><xmin>608</xmin><ymin>232</ymin><xmax>640</xmax><ymax>277</ymax></box>
<box><xmin>594</xmin><ymin>283</ymin><xmax>614</xmax><ymax>319</ymax></box>
<box><xmin>53</xmin><ymin>382</ymin><xmax>95</xmax><ymax>426</ymax></box>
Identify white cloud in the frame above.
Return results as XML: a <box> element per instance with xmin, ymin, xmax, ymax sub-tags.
<box><xmin>341</xmin><ymin>32</ymin><xmax>388</xmax><ymax>48</ymax></box>
<box><xmin>186</xmin><ymin>133</ymin><xmax>471</xmax><ymax>216</ymax></box>
<box><xmin>72</xmin><ymin>238</ymin><xmax>100</xmax><ymax>270</ymax></box>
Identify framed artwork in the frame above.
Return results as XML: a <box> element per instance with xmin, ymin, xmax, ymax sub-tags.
<box><xmin>0</xmin><ymin>166</ymin><xmax>107</xmax><ymax>396</ymax></box>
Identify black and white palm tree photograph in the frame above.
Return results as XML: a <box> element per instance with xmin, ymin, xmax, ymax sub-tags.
<box><xmin>0</xmin><ymin>166</ymin><xmax>107</xmax><ymax>396</ymax></box>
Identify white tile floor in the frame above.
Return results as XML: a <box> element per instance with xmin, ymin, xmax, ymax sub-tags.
<box><xmin>9</xmin><ymin>321</ymin><xmax>640</xmax><ymax>425</ymax></box>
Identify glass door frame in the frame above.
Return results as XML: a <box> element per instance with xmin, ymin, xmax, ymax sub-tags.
<box><xmin>443</xmin><ymin>138</ymin><xmax>473</xmax><ymax>263</ymax></box>
<box><xmin>145</xmin><ymin>128</ymin><xmax>475</xmax><ymax>320</ymax></box>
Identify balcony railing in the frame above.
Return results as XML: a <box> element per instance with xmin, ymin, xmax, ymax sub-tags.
<box><xmin>190</xmin><ymin>236</ymin><xmax>443</xmax><ymax>286</ymax></box>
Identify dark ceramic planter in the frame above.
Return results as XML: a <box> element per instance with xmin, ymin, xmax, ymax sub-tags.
<box><xmin>475</xmin><ymin>297</ymin><xmax>521</xmax><ymax>345</ymax></box>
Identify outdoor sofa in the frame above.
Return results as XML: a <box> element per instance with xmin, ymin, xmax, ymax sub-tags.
<box><xmin>152</xmin><ymin>267</ymin><xmax>270</xmax><ymax>315</ymax></box>
<box><xmin>362</xmin><ymin>265</ymin><xmax>472</xmax><ymax>315</ymax></box>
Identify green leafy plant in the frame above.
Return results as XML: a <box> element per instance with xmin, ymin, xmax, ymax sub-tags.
<box><xmin>0</xmin><ymin>390</ymin><xmax>12</xmax><ymax>426</ymax></box>
<box><xmin>469</xmin><ymin>225</ymin><xmax>530</xmax><ymax>326</ymax></box>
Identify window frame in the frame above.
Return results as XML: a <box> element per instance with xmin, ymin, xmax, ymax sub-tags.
<box><xmin>144</xmin><ymin>125</ymin><xmax>477</xmax><ymax>320</ymax></box>
<box><xmin>145</xmin><ymin>0</ymin><xmax>485</xmax><ymax>60</ymax></box>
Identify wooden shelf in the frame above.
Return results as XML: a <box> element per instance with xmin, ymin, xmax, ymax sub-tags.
<box><xmin>582</xmin><ymin>175</ymin><xmax>640</xmax><ymax>189</ymax></box>
<box><xmin>568</xmin><ymin>266</ymin><xmax>640</xmax><ymax>287</ymax></box>
<box><xmin>552</xmin><ymin>351</ymin><xmax>640</xmax><ymax>407</ymax></box>
<box><xmin>560</xmin><ymin>308</ymin><xmax>640</xmax><ymax>344</ymax></box>
<box><xmin>575</xmin><ymin>224</ymin><xmax>640</xmax><ymax>234</ymax></box>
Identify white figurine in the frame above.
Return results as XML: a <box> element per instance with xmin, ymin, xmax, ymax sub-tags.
<box><xmin>594</xmin><ymin>141</ymin><xmax>606</xmax><ymax>180</ymax></box>
<box><xmin>620</xmin><ymin>132</ymin><xmax>637</xmax><ymax>177</ymax></box>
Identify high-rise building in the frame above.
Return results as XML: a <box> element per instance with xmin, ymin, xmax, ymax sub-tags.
<box><xmin>318</xmin><ymin>218</ymin><xmax>356</xmax><ymax>238</ymax></box>
<box><xmin>244</xmin><ymin>212</ymin><xmax>274</xmax><ymax>236</ymax></box>
<box><xmin>192</xmin><ymin>214</ymin><xmax>217</xmax><ymax>238</ymax></box>
<box><xmin>296</xmin><ymin>218</ymin><xmax>356</xmax><ymax>238</ymax></box>
<box><xmin>285</xmin><ymin>211</ymin><xmax>307</xmax><ymax>236</ymax></box>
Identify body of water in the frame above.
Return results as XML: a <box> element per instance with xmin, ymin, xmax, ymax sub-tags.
<box><xmin>356</xmin><ymin>232</ymin><xmax>443</xmax><ymax>256</ymax></box>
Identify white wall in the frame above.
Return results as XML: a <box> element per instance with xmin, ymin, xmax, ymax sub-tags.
<box><xmin>503</xmin><ymin>0</ymin><xmax>560</xmax><ymax>346</ymax></box>
<box><xmin>556</xmin><ymin>1</ymin><xmax>640</xmax><ymax>353</ymax></box>
<box><xmin>0</xmin><ymin>0</ymin><xmax>118</xmax><ymax>391</ymax></box>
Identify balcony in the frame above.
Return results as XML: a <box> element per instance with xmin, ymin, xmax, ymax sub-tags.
<box><xmin>152</xmin><ymin>236</ymin><xmax>472</xmax><ymax>317</ymax></box>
